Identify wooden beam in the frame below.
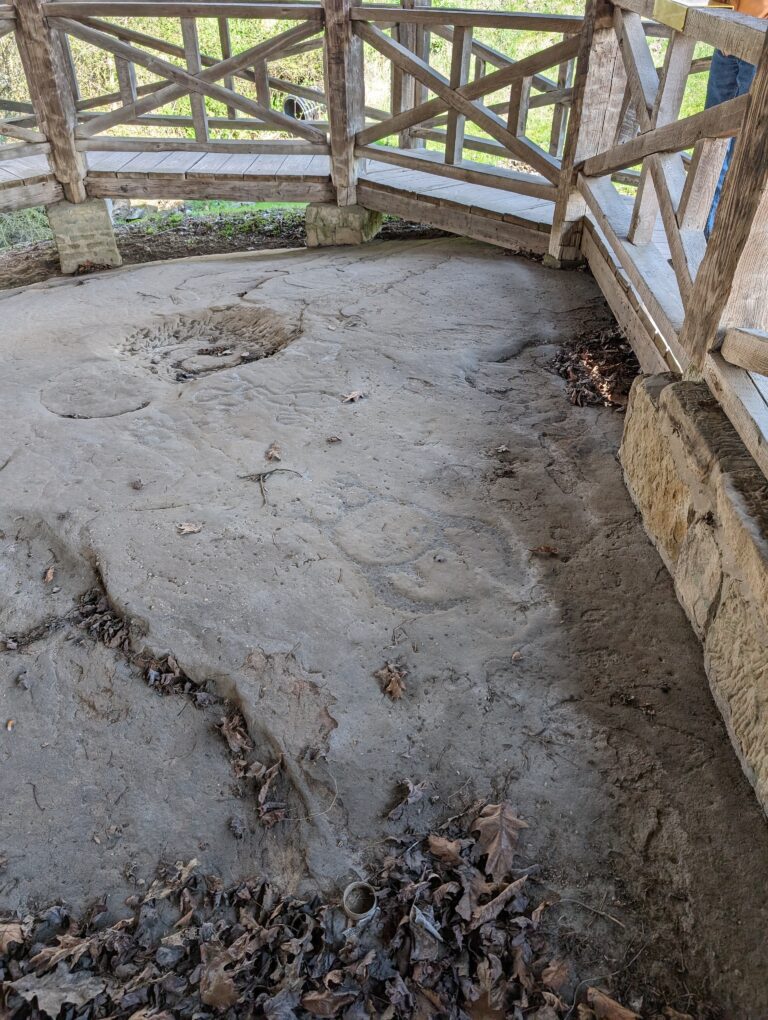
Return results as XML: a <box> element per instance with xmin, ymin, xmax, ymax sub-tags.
<box><xmin>549</xmin><ymin>0</ymin><xmax>627</xmax><ymax>262</ymax></box>
<box><xmin>14</xmin><ymin>0</ymin><xmax>86</xmax><ymax>201</ymax></box>
<box><xmin>44</xmin><ymin>2</ymin><xmax>324</xmax><ymax>19</ymax></box>
<box><xmin>580</xmin><ymin>93</ymin><xmax>748</xmax><ymax>178</ymax></box>
<box><xmin>355</xmin><ymin>144</ymin><xmax>555</xmax><ymax>199</ymax></box>
<box><xmin>77</xmin><ymin>137</ymin><xmax>329</xmax><ymax>153</ymax></box>
<box><xmin>181</xmin><ymin>17</ymin><xmax>208</xmax><ymax>143</ymax></box>
<box><xmin>351</xmin><ymin>6</ymin><xmax>583</xmax><ymax>32</ymax></box>
<box><xmin>323</xmin><ymin>0</ymin><xmax>363</xmax><ymax>204</ymax></box>
<box><xmin>445</xmin><ymin>25</ymin><xmax>472</xmax><ymax>163</ymax></box>
<box><xmin>721</xmin><ymin>327</ymin><xmax>768</xmax><ymax>376</ymax></box>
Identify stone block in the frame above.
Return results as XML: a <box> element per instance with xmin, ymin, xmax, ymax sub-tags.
<box><xmin>305</xmin><ymin>203</ymin><xmax>383</xmax><ymax>247</ymax></box>
<box><xmin>621</xmin><ymin>374</ymin><xmax>768</xmax><ymax>815</ymax></box>
<box><xmin>46</xmin><ymin>198</ymin><xmax>122</xmax><ymax>274</ymax></box>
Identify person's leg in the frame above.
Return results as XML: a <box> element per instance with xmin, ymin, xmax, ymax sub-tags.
<box><xmin>706</xmin><ymin>53</ymin><xmax>755</xmax><ymax>236</ymax></box>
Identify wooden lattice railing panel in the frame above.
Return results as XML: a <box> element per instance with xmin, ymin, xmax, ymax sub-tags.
<box><xmin>42</xmin><ymin>2</ymin><xmax>330</xmax><ymax>155</ymax></box>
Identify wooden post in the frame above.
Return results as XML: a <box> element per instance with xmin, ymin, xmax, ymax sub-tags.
<box><xmin>323</xmin><ymin>0</ymin><xmax>364</xmax><ymax>205</ymax></box>
<box><xmin>181</xmin><ymin>17</ymin><xmax>209</xmax><ymax>143</ymax></box>
<box><xmin>445</xmin><ymin>25</ymin><xmax>471</xmax><ymax>164</ymax></box>
<box><xmin>13</xmin><ymin>0</ymin><xmax>86</xmax><ymax>202</ymax></box>
<box><xmin>679</xmin><ymin>31</ymin><xmax>768</xmax><ymax>370</ymax></box>
<box><xmin>548</xmin><ymin>0</ymin><xmax>625</xmax><ymax>265</ymax></box>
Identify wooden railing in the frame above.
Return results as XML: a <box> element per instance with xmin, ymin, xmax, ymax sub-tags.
<box><xmin>0</xmin><ymin>0</ymin><xmax>768</xmax><ymax>477</ymax></box>
<box><xmin>548</xmin><ymin>0</ymin><xmax>768</xmax><ymax>476</ymax></box>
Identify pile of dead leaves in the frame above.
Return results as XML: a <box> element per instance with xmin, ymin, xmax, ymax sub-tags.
<box><xmin>0</xmin><ymin>802</ymin><xmax>659</xmax><ymax>1020</ymax></box>
<box><xmin>552</xmin><ymin>328</ymin><xmax>640</xmax><ymax>410</ymax></box>
<box><xmin>72</xmin><ymin>590</ymin><xmax>131</xmax><ymax>653</ymax></box>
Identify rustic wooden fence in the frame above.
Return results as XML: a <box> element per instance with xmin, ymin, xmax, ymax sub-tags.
<box><xmin>0</xmin><ymin>0</ymin><xmax>767</xmax><ymax>477</ymax></box>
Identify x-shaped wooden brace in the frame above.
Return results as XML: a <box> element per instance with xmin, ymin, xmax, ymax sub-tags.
<box><xmin>353</xmin><ymin>21</ymin><xmax>577</xmax><ymax>181</ymax></box>
<box><xmin>48</xmin><ymin>16</ymin><xmax>326</xmax><ymax>144</ymax></box>
<box><xmin>613</xmin><ymin>9</ymin><xmax>703</xmax><ymax>300</ymax></box>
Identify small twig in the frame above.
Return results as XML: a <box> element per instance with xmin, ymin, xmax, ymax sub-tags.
<box><xmin>28</xmin><ymin>782</ymin><xmax>45</xmax><ymax>812</ymax></box>
<box><xmin>556</xmin><ymin>896</ymin><xmax>626</xmax><ymax>929</ymax></box>
<box><xmin>238</xmin><ymin>468</ymin><xmax>301</xmax><ymax>507</ymax></box>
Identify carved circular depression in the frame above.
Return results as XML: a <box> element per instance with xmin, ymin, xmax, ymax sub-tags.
<box><xmin>121</xmin><ymin>304</ymin><xmax>301</xmax><ymax>382</ymax></box>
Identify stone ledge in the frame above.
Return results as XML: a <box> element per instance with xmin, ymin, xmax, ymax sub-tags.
<box><xmin>305</xmin><ymin>203</ymin><xmax>383</xmax><ymax>247</ymax></box>
<box><xmin>621</xmin><ymin>375</ymin><xmax>768</xmax><ymax>812</ymax></box>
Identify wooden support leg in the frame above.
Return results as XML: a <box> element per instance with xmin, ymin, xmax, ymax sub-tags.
<box><xmin>323</xmin><ymin>0</ymin><xmax>364</xmax><ymax>206</ymax></box>
<box><xmin>548</xmin><ymin>0</ymin><xmax>625</xmax><ymax>266</ymax></box>
<box><xmin>13</xmin><ymin>0</ymin><xmax>86</xmax><ymax>202</ymax></box>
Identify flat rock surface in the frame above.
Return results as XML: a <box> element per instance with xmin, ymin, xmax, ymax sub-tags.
<box><xmin>1</xmin><ymin>238</ymin><xmax>767</xmax><ymax>1012</ymax></box>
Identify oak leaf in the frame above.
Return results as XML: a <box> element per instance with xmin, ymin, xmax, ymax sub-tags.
<box><xmin>471</xmin><ymin>801</ymin><xmax>528</xmax><ymax>881</ymax></box>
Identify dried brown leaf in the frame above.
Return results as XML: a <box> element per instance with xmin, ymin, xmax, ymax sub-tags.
<box><xmin>427</xmin><ymin>834</ymin><xmax>466</xmax><ymax>865</ymax></box>
<box><xmin>0</xmin><ymin>921</ymin><xmax>24</xmax><ymax>953</ymax></box>
<box><xmin>472</xmin><ymin>801</ymin><xmax>528</xmax><ymax>881</ymax></box>
<box><xmin>43</xmin><ymin>566</ymin><xmax>55</xmax><ymax>584</ymax></box>
<box><xmin>542</xmin><ymin>958</ymin><xmax>569</xmax><ymax>993</ymax></box>
<box><xmin>586</xmin><ymin>988</ymin><xmax>640</xmax><ymax>1020</ymax></box>
<box><xmin>200</xmin><ymin>944</ymin><xmax>239</xmax><ymax>1009</ymax></box>
<box><xmin>375</xmin><ymin>662</ymin><xmax>407</xmax><ymax>700</ymax></box>
<box><xmin>265</xmin><ymin>442</ymin><xmax>282</xmax><ymax>462</ymax></box>
<box><xmin>469</xmin><ymin>875</ymin><xmax>527</xmax><ymax>929</ymax></box>
<box><xmin>176</xmin><ymin>522</ymin><xmax>202</xmax><ymax>535</ymax></box>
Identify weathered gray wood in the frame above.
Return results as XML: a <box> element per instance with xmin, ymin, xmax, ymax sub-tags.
<box><xmin>45</xmin><ymin>2</ymin><xmax>324</xmax><ymax>19</ymax></box>
<box><xmin>507</xmin><ymin>73</ymin><xmax>531</xmax><ymax>136</ymax></box>
<box><xmin>549</xmin><ymin>0</ymin><xmax>627</xmax><ymax>262</ymax></box>
<box><xmin>217</xmin><ymin>17</ymin><xmax>236</xmax><ymax>118</ymax></box>
<box><xmin>0</xmin><ymin>178</ymin><xmax>62</xmax><ymax>212</ymax></box>
<box><xmin>355</xmin><ymin>143</ymin><xmax>555</xmax><ymax>199</ymax></box>
<box><xmin>0</xmin><ymin>120</ymin><xmax>46</xmax><ymax>142</ymax></box>
<box><xmin>85</xmin><ymin>176</ymin><xmax>335</xmax><ymax>202</ymax></box>
<box><xmin>703</xmin><ymin>353</ymin><xmax>768</xmax><ymax>480</ymax></box>
<box><xmin>351</xmin><ymin>6</ymin><xmax>583</xmax><ymax>32</ymax></box>
<box><xmin>115</xmin><ymin>56</ymin><xmax>138</xmax><ymax>105</ymax></box>
<box><xmin>580</xmin><ymin>93</ymin><xmax>748</xmax><ymax>178</ymax></box>
<box><xmin>445</xmin><ymin>25</ymin><xmax>471</xmax><ymax>163</ymax></box>
<box><xmin>627</xmin><ymin>28</ymin><xmax>694</xmax><ymax>244</ymax></box>
<box><xmin>55</xmin><ymin>17</ymin><xmax>326</xmax><ymax>143</ymax></box>
<box><xmin>355</xmin><ymin>21</ymin><xmax>565</xmax><ymax>180</ymax></box>
<box><xmin>677</xmin><ymin>137</ymin><xmax>728</xmax><ymax>230</ymax></box>
<box><xmin>181</xmin><ymin>17</ymin><xmax>208</xmax><ymax>143</ymax></box>
<box><xmin>78</xmin><ymin>136</ymin><xmax>329</xmax><ymax>153</ymax></box>
<box><xmin>14</xmin><ymin>0</ymin><xmax>87</xmax><ymax>201</ymax></box>
<box><xmin>357</xmin><ymin>180</ymin><xmax>551</xmax><ymax>252</ymax></box>
<box><xmin>357</xmin><ymin>34</ymin><xmax>578</xmax><ymax>148</ymax></box>
<box><xmin>679</xmin><ymin>32</ymin><xmax>768</xmax><ymax>368</ymax></box>
<box><xmin>548</xmin><ymin>46</ymin><xmax>574</xmax><ymax>157</ymax></box>
<box><xmin>323</xmin><ymin>0</ymin><xmax>364</xmax><ymax>204</ymax></box>
<box><xmin>578</xmin><ymin>173</ymin><xmax>687</xmax><ymax>357</ymax></box>
<box><xmin>721</xmin><ymin>327</ymin><xmax>768</xmax><ymax>376</ymax></box>
<box><xmin>581</xmin><ymin>219</ymin><xmax>675</xmax><ymax>373</ymax></box>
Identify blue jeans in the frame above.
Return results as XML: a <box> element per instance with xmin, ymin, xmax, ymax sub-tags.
<box><xmin>704</xmin><ymin>49</ymin><xmax>756</xmax><ymax>236</ymax></box>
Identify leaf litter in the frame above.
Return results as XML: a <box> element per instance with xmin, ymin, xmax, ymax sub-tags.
<box><xmin>0</xmin><ymin>801</ymin><xmax>678</xmax><ymax>1020</ymax></box>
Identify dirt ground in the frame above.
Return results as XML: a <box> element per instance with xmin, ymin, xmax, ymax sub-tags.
<box><xmin>0</xmin><ymin>211</ymin><xmax>442</xmax><ymax>291</ymax></box>
<box><xmin>1</xmin><ymin>238</ymin><xmax>767</xmax><ymax>1017</ymax></box>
